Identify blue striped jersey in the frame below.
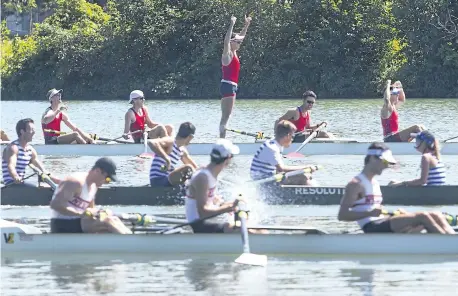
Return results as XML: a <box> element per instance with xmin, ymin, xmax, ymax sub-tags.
<box><xmin>149</xmin><ymin>142</ymin><xmax>182</xmax><ymax>179</ymax></box>
<box><xmin>250</xmin><ymin>140</ymin><xmax>283</xmax><ymax>180</ymax></box>
<box><xmin>426</xmin><ymin>160</ymin><xmax>446</xmax><ymax>186</ymax></box>
<box><xmin>2</xmin><ymin>140</ymin><xmax>33</xmax><ymax>184</ymax></box>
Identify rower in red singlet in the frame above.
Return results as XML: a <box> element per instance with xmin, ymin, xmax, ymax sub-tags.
<box><xmin>123</xmin><ymin>90</ymin><xmax>174</xmax><ymax>143</ymax></box>
<box><xmin>219</xmin><ymin>15</ymin><xmax>252</xmax><ymax>138</ymax></box>
<box><xmin>381</xmin><ymin>80</ymin><xmax>424</xmax><ymax>142</ymax></box>
<box><xmin>41</xmin><ymin>88</ymin><xmax>94</xmax><ymax>145</ymax></box>
<box><xmin>275</xmin><ymin>90</ymin><xmax>334</xmax><ymax>142</ymax></box>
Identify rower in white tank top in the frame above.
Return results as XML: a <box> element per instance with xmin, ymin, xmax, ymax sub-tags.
<box><xmin>185</xmin><ymin>168</ymin><xmax>218</xmax><ymax>222</ymax></box>
<box><xmin>51</xmin><ymin>172</ymin><xmax>97</xmax><ymax>220</ymax></box>
<box><xmin>351</xmin><ymin>172</ymin><xmax>385</xmax><ymax>229</ymax></box>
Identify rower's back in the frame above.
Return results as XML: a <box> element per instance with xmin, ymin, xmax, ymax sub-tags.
<box><xmin>185</xmin><ymin>168</ymin><xmax>217</xmax><ymax>222</ymax></box>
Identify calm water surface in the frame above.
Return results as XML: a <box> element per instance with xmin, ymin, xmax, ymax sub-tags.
<box><xmin>1</xmin><ymin>99</ymin><xmax>458</xmax><ymax>295</ymax></box>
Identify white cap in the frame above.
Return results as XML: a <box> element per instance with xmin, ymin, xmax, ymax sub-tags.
<box><xmin>47</xmin><ymin>88</ymin><xmax>62</xmax><ymax>101</ymax></box>
<box><xmin>367</xmin><ymin>149</ymin><xmax>397</xmax><ymax>164</ymax></box>
<box><xmin>210</xmin><ymin>139</ymin><xmax>240</xmax><ymax>159</ymax></box>
<box><xmin>129</xmin><ymin>90</ymin><xmax>144</xmax><ymax>103</ymax></box>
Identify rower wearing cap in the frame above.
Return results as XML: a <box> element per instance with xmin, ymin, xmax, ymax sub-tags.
<box><xmin>41</xmin><ymin>88</ymin><xmax>94</xmax><ymax>144</ymax></box>
<box><xmin>2</xmin><ymin>118</ymin><xmax>60</xmax><ymax>186</ymax></box>
<box><xmin>123</xmin><ymin>90</ymin><xmax>174</xmax><ymax>143</ymax></box>
<box><xmin>185</xmin><ymin>139</ymin><xmax>241</xmax><ymax>233</ymax></box>
<box><xmin>389</xmin><ymin>130</ymin><xmax>446</xmax><ymax>187</ymax></box>
<box><xmin>338</xmin><ymin>142</ymin><xmax>454</xmax><ymax>234</ymax></box>
<box><xmin>275</xmin><ymin>90</ymin><xmax>334</xmax><ymax>143</ymax></box>
<box><xmin>250</xmin><ymin>120</ymin><xmax>317</xmax><ymax>186</ymax></box>
<box><xmin>219</xmin><ymin>15</ymin><xmax>252</xmax><ymax>138</ymax></box>
<box><xmin>149</xmin><ymin>122</ymin><xmax>198</xmax><ymax>187</ymax></box>
<box><xmin>381</xmin><ymin>80</ymin><xmax>424</xmax><ymax>142</ymax></box>
<box><xmin>50</xmin><ymin>157</ymin><xmax>132</xmax><ymax>234</ymax></box>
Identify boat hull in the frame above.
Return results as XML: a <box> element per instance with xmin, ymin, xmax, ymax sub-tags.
<box><xmin>2</xmin><ymin>231</ymin><xmax>457</xmax><ymax>255</ymax></box>
<box><xmin>1</xmin><ymin>141</ymin><xmax>457</xmax><ymax>156</ymax></box>
<box><xmin>1</xmin><ymin>185</ymin><xmax>457</xmax><ymax>206</ymax></box>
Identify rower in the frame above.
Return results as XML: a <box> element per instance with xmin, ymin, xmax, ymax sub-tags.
<box><xmin>2</xmin><ymin>118</ymin><xmax>60</xmax><ymax>187</ymax></box>
<box><xmin>381</xmin><ymin>80</ymin><xmax>424</xmax><ymax>142</ymax></box>
<box><xmin>123</xmin><ymin>90</ymin><xmax>174</xmax><ymax>143</ymax></box>
<box><xmin>250</xmin><ymin>120</ymin><xmax>317</xmax><ymax>186</ymax></box>
<box><xmin>219</xmin><ymin>15</ymin><xmax>252</xmax><ymax>138</ymax></box>
<box><xmin>148</xmin><ymin>122</ymin><xmax>198</xmax><ymax>187</ymax></box>
<box><xmin>41</xmin><ymin>88</ymin><xmax>94</xmax><ymax>144</ymax></box>
<box><xmin>1</xmin><ymin>130</ymin><xmax>9</xmax><ymax>141</ymax></box>
<box><xmin>338</xmin><ymin>142</ymin><xmax>455</xmax><ymax>234</ymax></box>
<box><xmin>275</xmin><ymin>90</ymin><xmax>334</xmax><ymax>142</ymax></box>
<box><xmin>185</xmin><ymin>139</ymin><xmax>241</xmax><ymax>233</ymax></box>
<box><xmin>389</xmin><ymin>130</ymin><xmax>446</xmax><ymax>187</ymax></box>
<box><xmin>50</xmin><ymin>157</ymin><xmax>131</xmax><ymax>234</ymax></box>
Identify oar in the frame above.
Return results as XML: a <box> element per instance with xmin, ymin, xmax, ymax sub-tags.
<box><xmin>226</xmin><ymin>128</ymin><xmax>271</xmax><ymax>140</ymax></box>
<box><xmin>249</xmin><ymin>165</ymin><xmax>322</xmax><ymax>185</ymax></box>
<box><xmin>234</xmin><ymin>202</ymin><xmax>267</xmax><ymax>266</ymax></box>
<box><xmin>1</xmin><ymin>172</ymin><xmax>38</xmax><ymax>188</ymax></box>
<box><xmin>97</xmin><ymin>130</ymin><xmax>144</xmax><ymax>143</ymax></box>
<box><xmin>28</xmin><ymin>164</ymin><xmax>57</xmax><ymax>190</ymax></box>
<box><xmin>138</xmin><ymin>131</ymin><xmax>155</xmax><ymax>159</ymax></box>
<box><xmin>284</xmin><ymin>122</ymin><xmax>326</xmax><ymax>158</ymax></box>
<box><xmin>93</xmin><ymin>211</ymin><xmax>187</xmax><ymax>225</ymax></box>
<box><xmin>382</xmin><ymin>210</ymin><xmax>457</xmax><ymax>226</ymax></box>
<box><xmin>444</xmin><ymin>135</ymin><xmax>458</xmax><ymax>143</ymax></box>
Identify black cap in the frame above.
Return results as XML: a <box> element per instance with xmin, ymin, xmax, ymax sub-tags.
<box><xmin>93</xmin><ymin>157</ymin><xmax>117</xmax><ymax>181</ymax></box>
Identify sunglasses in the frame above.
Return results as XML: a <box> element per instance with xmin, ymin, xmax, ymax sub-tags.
<box><xmin>306</xmin><ymin>100</ymin><xmax>315</xmax><ymax>105</ymax></box>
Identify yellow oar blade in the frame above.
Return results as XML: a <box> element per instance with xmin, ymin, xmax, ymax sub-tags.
<box><xmin>235</xmin><ymin>253</ymin><xmax>267</xmax><ymax>266</ymax></box>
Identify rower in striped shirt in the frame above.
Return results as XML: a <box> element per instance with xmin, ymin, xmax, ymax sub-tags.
<box><xmin>250</xmin><ymin>120</ymin><xmax>317</xmax><ymax>186</ymax></box>
<box><xmin>148</xmin><ymin>122</ymin><xmax>198</xmax><ymax>187</ymax></box>
<box><xmin>389</xmin><ymin>130</ymin><xmax>446</xmax><ymax>187</ymax></box>
<box><xmin>2</xmin><ymin>118</ymin><xmax>60</xmax><ymax>187</ymax></box>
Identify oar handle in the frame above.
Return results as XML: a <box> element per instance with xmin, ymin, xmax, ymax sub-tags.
<box><xmin>226</xmin><ymin>128</ymin><xmax>271</xmax><ymax>140</ymax></box>
<box><xmin>43</xmin><ymin>129</ymin><xmax>66</xmax><ymax>135</ymax></box>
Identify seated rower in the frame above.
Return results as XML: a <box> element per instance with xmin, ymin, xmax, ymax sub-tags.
<box><xmin>42</xmin><ymin>88</ymin><xmax>95</xmax><ymax>144</ymax></box>
<box><xmin>148</xmin><ymin>122</ymin><xmax>198</xmax><ymax>187</ymax></box>
<box><xmin>381</xmin><ymin>80</ymin><xmax>424</xmax><ymax>142</ymax></box>
<box><xmin>389</xmin><ymin>130</ymin><xmax>446</xmax><ymax>187</ymax></box>
<box><xmin>275</xmin><ymin>90</ymin><xmax>334</xmax><ymax>143</ymax></box>
<box><xmin>338</xmin><ymin>142</ymin><xmax>454</xmax><ymax>234</ymax></box>
<box><xmin>123</xmin><ymin>90</ymin><xmax>174</xmax><ymax>143</ymax></box>
<box><xmin>2</xmin><ymin>118</ymin><xmax>60</xmax><ymax>187</ymax></box>
<box><xmin>1</xmin><ymin>129</ymin><xmax>10</xmax><ymax>141</ymax></box>
<box><xmin>50</xmin><ymin>157</ymin><xmax>131</xmax><ymax>234</ymax></box>
<box><xmin>250</xmin><ymin>120</ymin><xmax>317</xmax><ymax>186</ymax></box>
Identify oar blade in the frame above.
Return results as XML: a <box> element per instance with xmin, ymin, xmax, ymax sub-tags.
<box><xmin>235</xmin><ymin>253</ymin><xmax>267</xmax><ymax>266</ymax></box>
<box><xmin>137</xmin><ymin>152</ymin><xmax>155</xmax><ymax>159</ymax></box>
<box><xmin>284</xmin><ymin>151</ymin><xmax>305</xmax><ymax>158</ymax></box>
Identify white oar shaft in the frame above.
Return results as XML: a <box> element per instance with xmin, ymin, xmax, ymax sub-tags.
<box><xmin>251</xmin><ymin>165</ymin><xmax>321</xmax><ymax>185</ymax></box>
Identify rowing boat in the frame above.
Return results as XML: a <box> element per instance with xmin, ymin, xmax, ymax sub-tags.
<box><xmin>1</xmin><ymin>140</ymin><xmax>457</xmax><ymax>156</ymax></box>
<box><xmin>2</xmin><ymin>184</ymin><xmax>457</xmax><ymax>206</ymax></box>
<box><xmin>1</xmin><ymin>220</ymin><xmax>457</xmax><ymax>255</ymax></box>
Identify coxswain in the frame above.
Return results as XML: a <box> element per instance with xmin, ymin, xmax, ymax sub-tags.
<box><xmin>381</xmin><ymin>80</ymin><xmax>424</xmax><ymax>142</ymax></box>
<box><xmin>250</xmin><ymin>120</ymin><xmax>318</xmax><ymax>187</ymax></box>
<box><xmin>275</xmin><ymin>90</ymin><xmax>334</xmax><ymax>142</ymax></box>
<box><xmin>338</xmin><ymin>142</ymin><xmax>454</xmax><ymax>234</ymax></box>
<box><xmin>219</xmin><ymin>15</ymin><xmax>252</xmax><ymax>138</ymax></box>
<box><xmin>148</xmin><ymin>122</ymin><xmax>198</xmax><ymax>187</ymax></box>
<box><xmin>2</xmin><ymin>118</ymin><xmax>60</xmax><ymax>186</ymax></box>
<box><xmin>50</xmin><ymin>157</ymin><xmax>132</xmax><ymax>234</ymax></box>
<box><xmin>185</xmin><ymin>139</ymin><xmax>242</xmax><ymax>233</ymax></box>
<box><xmin>123</xmin><ymin>90</ymin><xmax>174</xmax><ymax>143</ymax></box>
<box><xmin>389</xmin><ymin>130</ymin><xmax>446</xmax><ymax>187</ymax></box>
<box><xmin>41</xmin><ymin>88</ymin><xmax>95</xmax><ymax>144</ymax></box>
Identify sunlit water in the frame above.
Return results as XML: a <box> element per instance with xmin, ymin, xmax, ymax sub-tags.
<box><xmin>1</xmin><ymin>99</ymin><xmax>458</xmax><ymax>295</ymax></box>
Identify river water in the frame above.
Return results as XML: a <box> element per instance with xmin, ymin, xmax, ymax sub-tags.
<box><xmin>1</xmin><ymin>99</ymin><xmax>458</xmax><ymax>295</ymax></box>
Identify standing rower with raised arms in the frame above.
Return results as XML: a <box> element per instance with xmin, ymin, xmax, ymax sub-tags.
<box><xmin>381</xmin><ymin>80</ymin><xmax>424</xmax><ymax>142</ymax></box>
<box><xmin>219</xmin><ymin>15</ymin><xmax>252</xmax><ymax>138</ymax></box>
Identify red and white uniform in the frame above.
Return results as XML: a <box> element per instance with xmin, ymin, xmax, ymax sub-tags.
<box><xmin>129</xmin><ymin>107</ymin><xmax>146</xmax><ymax>141</ymax></box>
<box><xmin>291</xmin><ymin>107</ymin><xmax>310</xmax><ymax>132</ymax></box>
<box><xmin>185</xmin><ymin>169</ymin><xmax>217</xmax><ymax>222</ymax></box>
<box><xmin>221</xmin><ymin>55</ymin><xmax>240</xmax><ymax>86</ymax></box>
<box><xmin>351</xmin><ymin>173</ymin><xmax>384</xmax><ymax>229</ymax></box>
<box><xmin>381</xmin><ymin>109</ymin><xmax>399</xmax><ymax>138</ymax></box>
<box><xmin>42</xmin><ymin>107</ymin><xmax>63</xmax><ymax>139</ymax></box>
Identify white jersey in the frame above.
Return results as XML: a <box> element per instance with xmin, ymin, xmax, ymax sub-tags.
<box><xmin>185</xmin><ymin>169</ymin><xmax>217</xmax><ymax>222</ymax></box>
<box><xmin>51</xmin><ymin>173</ymin><xmax>97</xmax><ymax>219</ymax></box>
<box><xmin>351</xmin><ymin>173</ymin><xmax>384</xmax><ymax>228</ymax></box>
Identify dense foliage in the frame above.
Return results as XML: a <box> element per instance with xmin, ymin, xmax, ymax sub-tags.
<box><xmin>1</xmin><ymin>0</ymin><xmax>457</xmax><ymax>100</ymax></box>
